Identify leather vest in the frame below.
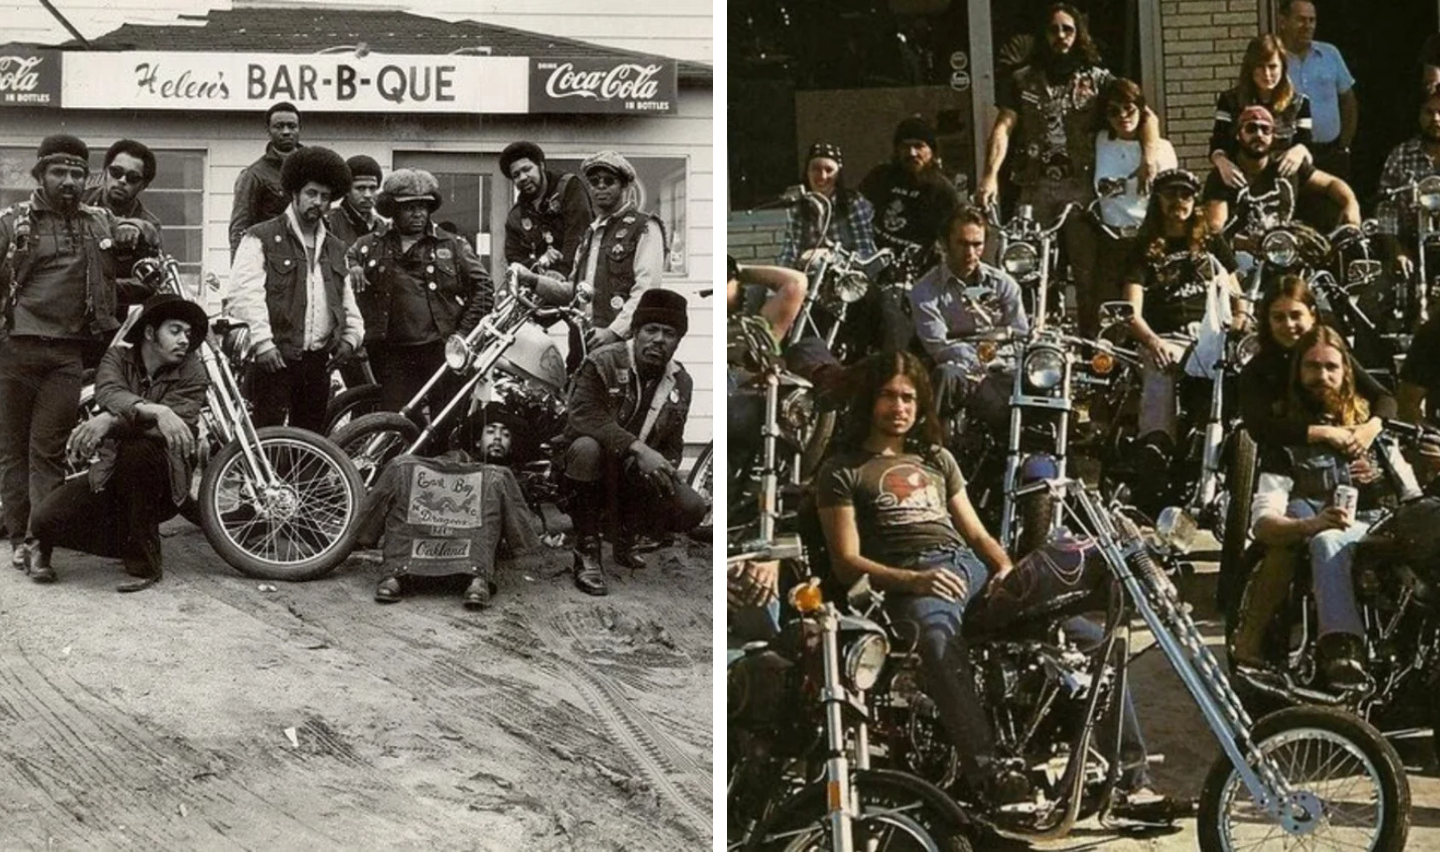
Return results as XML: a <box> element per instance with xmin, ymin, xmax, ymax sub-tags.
<box><xmin>0</xmin><ymin>199</ymin><xmax>120</xmax><ymax>336</ymax></box>
<box><xmin>576</xmin><ymin>208</ymin><xmax>665</xmax><ymax>329</ymax></box>
<box><xmin>1009</xmin><ymin>64</ymin><xmax>1109</xmax><ymax>186</ymax></box>
<box><xmin>350</xmin><ymin>225</ymin><xmax>474</xmax><ymax>345</ymax></box>
<box><xmin>248</xmin><ymin>216</ymin><xmax>348</xmax><ymax>359</ymax></box>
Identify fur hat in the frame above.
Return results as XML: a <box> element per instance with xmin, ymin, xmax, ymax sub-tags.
<box><xmin>32</xmin><ymin>134</ymin><xmax>90</xmax><ymax>180</ymax></box>
<box><xmin>632</xmin><ymin>288</ymin><xmax>688</xmax><ymax>337</ymax></box>
<box><xmin>581</xmin><ymin>150</ymin><xmax>637</xmax><ymax>184</ymax></box>
<box><xmin>376</xmin><ymin>168</ymin><xmax>442</xmax><ymax>218</ymax></box>
<box><xmin>500</xmin><ymin>141</ymin><xmax>545</xmax><ymax>177</ymax></box>
<box><xmin>345</xmin><ymin>155</ymin><xmax>383</xmax><ymax>184</ymax></box>
<box><xmin>892</xmin><ymin>116</ymin><xmax>938</xmax><ymax>152</ymax></box>
<box><xmin>280</xmin><ymin>146</ymin><xmax>352</xmax><ymax>196</ymax></box>
<box><xmin>123</xmin><ymin>293</ymin><xmax>210</xmax><ymax>353</ymax></box>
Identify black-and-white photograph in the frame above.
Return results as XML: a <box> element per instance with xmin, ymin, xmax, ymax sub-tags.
<box><xmin>0</xmin><ymin>1</ymin><xmax>712</xmax><ymax>847</ymax></box>
<box><xmin>727</xmin><ymin>1</ymin><xmax>1440</xmax><ymax>849</ymax></box>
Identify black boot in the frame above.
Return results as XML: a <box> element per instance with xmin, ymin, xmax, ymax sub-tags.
<box><xmin>27</xmin><ymin>542</ymin><xmax>56</xmax><ymax>584</ymax></box>
<box><xmin>613</xmin><ymin>529</ymin><xmax>648</xmax><ymax>571</ymax></box>
<box><xmin>1319</xmin><ymin>633</ymin><xmax>1367</xmax><ymax>689</ymax></box>
<box><xmin>569</xmin><ymin>482</ymin><xmax>608</xmax><ymax>596</ymax></box>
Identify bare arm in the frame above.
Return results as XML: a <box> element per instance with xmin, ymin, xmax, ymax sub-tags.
<box><xmin>818</xmin><ymin>504</ymin><xmax>918</xmax><ymax>592</ymax></box>
<box><xmin>738</xmin><ymin>263</ymin><xmax>807</xmax><ymax>341</ymax></box>
<box><xmin>1338</xmin><ymin>88</ymin><xmax>1358</xmax><ymax>148</ymax></box>
<box><xmin>1308</xmin><ymin>170</ymin><xmax>1360</xmax><ymax>225</ymax></box>
<box><xmin>1204</xmin><ymin>199</ymin><xmax>1230</xmax><ymax>236</ymax></box>
<box><xmin>947</xmin><ymin>488</ymin><xmax>1013</xmax><ymax>580</ymax></box>
<box><xmin>977</xmin><ymin>109</ymin><xmax>1017</xmax><ymax>208</ymax></box>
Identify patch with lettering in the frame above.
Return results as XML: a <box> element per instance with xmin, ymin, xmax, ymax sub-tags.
<box><xmin>411</xmin><ymin>539</ymin><xmax>474</xmax><ymax>559</ymax></box>
<box><xmin>407</xmin><ymin>467</ymin><xmax>484</xmax><ymax>528</ymax></box>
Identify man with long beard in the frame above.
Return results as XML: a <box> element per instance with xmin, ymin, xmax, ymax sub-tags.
<box><xmin>1375</xmin><ymin>89</ymin><xmax>1440</xmax><ymax>282</ymax></box>
<box><xmin>1237</xmin><ymin>326</ymin><xmax>1419</xmax><ymax>686</ymax></box>
<box><xmin>978</xmin><ymin>3</ymin><xmax>1164</xmax><ymax>331</ymax></box>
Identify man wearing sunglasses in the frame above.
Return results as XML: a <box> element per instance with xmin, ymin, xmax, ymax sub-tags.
<box><xmin>1202</xmin><ymin>104</ymin><xmax>1358</xmax><ymax>247</ymax></box>
<box><xmin>570</xmin><ymin>151</ymin><xmax>666</xmax><ymax>352</ymax></box>
<box><xmin>83</xmin><ymin>139</ymin><xmax>165</xmax><ymax>327</ymax></box>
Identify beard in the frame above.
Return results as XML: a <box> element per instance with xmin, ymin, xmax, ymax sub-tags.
<box><xmin>1302</xmin><ymin>382</ymin><xmax>1347</xmax><ymax>421</ymax></box>
<box><xmin>1043</xmin><ymin>46</ymin><xmax>1085</xmax><ymax>80</ymax></box>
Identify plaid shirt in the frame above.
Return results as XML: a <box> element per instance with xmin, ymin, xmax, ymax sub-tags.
<box><xmin>776</xmin><ymin>193</ymin><xmax>878</xmax><ymax>268</ymax></box>
<box><xmin>1376</xmin><ymin>138</ymin><xmax>1440</xmax><ymax>237</ymax></box>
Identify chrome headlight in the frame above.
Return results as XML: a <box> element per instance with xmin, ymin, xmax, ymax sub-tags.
<box><xmin>1420</xmin><ymin>176</ymin><xmax>1440</xmax><ymax>214</ymax></box>
<box><xmin>1001</xmin><ymin>242</ymin><xmax>1039</xmax><ymax>277</ymax></box>
<box><xmin>1155</xmin><ymin>506</ymin><xmax>1198</xmax><ymax>553</ymax></box>
<box><xmin>1261</xmin><ymin>230</ymin><xmax>1299</xmax><ymax>267</ymax></box>
<box><xmin>778</xmin><ymin>390</ymin><xmax>816</xmax><ymax>441</ymax></box>
<box><xmin>444</xmin><ymin>334</ymin><xmax>474</xmax><ymax>372</ymax></box>
<box><xmin>843</xmin><ymin>633</ymin><xmax>890</xmax><ymax>692</ymax></box>
<box><xmin>1023</xmin><ymin>347</ymin><xmax>1065</xmax><ymax>390</ymax></box>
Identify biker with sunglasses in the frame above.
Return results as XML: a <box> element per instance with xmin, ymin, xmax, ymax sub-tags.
<box><xmin>83</xmin><ymin>139</ymin><xmax>165</xmax><ymax>329</ymax></box>
<box><xmin>571</xmin><ymin>151</ymin><xmax>666</xmax><ymax>352</ymax></box>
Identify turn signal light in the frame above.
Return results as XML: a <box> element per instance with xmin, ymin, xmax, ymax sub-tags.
<box><xmin>978</xmin><ymin>341</ymin><xmax>998</xmax><ymax>363</ymax></box>
<box><xmin>1090</xmin><ymin>351</ymin><xmax>1115</xmax><ymax>375</ymax></box>
<box><xmin>790</xmin><ymin>580</ymin><xmax>824</xmax><ymax>614</ymax></box>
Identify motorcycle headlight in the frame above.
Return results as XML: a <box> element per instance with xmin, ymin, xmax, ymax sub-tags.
<box><xmin>444</xmin><ymin>334</ymin><xmax>474</xmax><ymax>372</ymax></box>
<box><xmin>1261</xmin><ymin>230</ymin><xmax>1300</xmax><ymax>267</ymax></box>
<box><xmin>843</xmin><ymin>633</ymin><xmax>890</xmax><ymax>692</ymax></box>
<box><xmin>1001</xmin><ymin>242</ymin><xmax>1039</xmax><ymax>277</ymax></box>
<box><xmin>778</xmin><ymin>390</ymin><xmax>815</xmax><ymax>440</ymax></box>
<box><xmin>1155</xmin><ymin>506</ymin><xmax>1199</xmax><ymax>553</ymax></box>
<box><xmin>1420</xmin><ymin>176</ymin><xmax>1440</xmax><ymax>214</ymax></box>
<box><xmin>1233</xmin><ymin>332</ymin><xmax>1260</xmax><ymax>366</ymax></box>
<box><xmin>828</xmin><ymin>271</ymin><xmax>869</xmax><ymax>304</ymax></box>
<box><xmin>1023</xmin><ymin>347</ymin><xmax>1065</xmax><ymax>390</ymax></box>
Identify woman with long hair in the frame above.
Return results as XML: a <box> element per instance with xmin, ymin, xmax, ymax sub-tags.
<box><xmin>1089</xmin><ymin>78</ymin><xmax>1178</xmax><ymax>335</ymax></box>
<box><xmin>777</xmin><ymin>142</ymin><xmax>878</xmax><ymax>269</ymax></box>
<box><xmin>1210</xmin><ymin>34</ymin><xmax>1314</xmax><ymax>188</ymax></box>
<box><xmin>1239</xmin><ymin>274</ymin><xmax>1393</xmax><ymax>454</ymax></box>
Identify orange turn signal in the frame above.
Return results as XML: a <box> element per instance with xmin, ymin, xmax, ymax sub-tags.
<box><xmin>977</xmin><ymin>341</ymin><xmax>997</xmax><ymax>363</ymax></box>
<box><xmin>790</xmin><ymin>580</ymin><xmax>824</xmax><ymax>614</ymax></box>
<box><xmin>1090</xmin><ymin>351</ymin><xmax>1115</xmax><ymax>375</ymax></box>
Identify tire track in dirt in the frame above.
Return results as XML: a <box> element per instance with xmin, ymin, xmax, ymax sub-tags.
<box><xmin>0</xmin><ymin>641</ymin><xmax>336</xmax><ymax>849</ymax></box>
<box><xmin>177</xmin><ymin>569</ymin><xmax>690</xmax><ymax>848</ymax></box>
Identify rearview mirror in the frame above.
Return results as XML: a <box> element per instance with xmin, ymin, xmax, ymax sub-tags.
<box><xmin>1099</xmin><ymin>300</ymin><xmax>1135</xmax><ymax>328</ymax></box>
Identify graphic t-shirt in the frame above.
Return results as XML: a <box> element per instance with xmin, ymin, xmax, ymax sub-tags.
<box><xmin>817</xmin><ymin>446</ymin><xmax>966</xmax><ymax>569</ymax></box>
<box><xmin>1202</xmin><ymin>160</ymin><xmax>1315</xmax><ymax>240</ymax></box>
<box><xmin>858</xmin><ymin>164</ymin><xmax>960</xmax><ymax>275</ymax></box>
<box><xmin>1125</xmin><ymin>233</ymin><xmax>1238</xmax><ymax>333</ymax></box>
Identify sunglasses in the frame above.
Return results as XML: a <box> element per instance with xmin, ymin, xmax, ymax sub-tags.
<box><xmin>107</xmin><ymin>165</ymin><xmax>146</xmax><ymax>185</ymax></box>
<box><xmin>1241</xmin><ymin>122</ymin><xmax>1274</xmax><ymax>136</ymax></box>
<box><xmin>1158</xmin><ymin>186</ymin><xmax>1197</xmax><ymax>200</ymax></box>
<box><xmin>587</xmin><ymin>173</ymin><xmax>620</xmax><ymax>188</ymax></box>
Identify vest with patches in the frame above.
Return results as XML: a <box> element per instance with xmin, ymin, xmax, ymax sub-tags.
<box><xmin>577</xmin><ymin>209</ymin><xmax>665</xmax><ymax>329</ymax></box>
<box><xmin>248</xmin><ymin>215</ymin><xmax>349</xmax><ymax>359</ymax></box>
<box><xmin>0</xmin><ymin>199</ymin><xmax>121</xmax><ymax>336</ymax></box>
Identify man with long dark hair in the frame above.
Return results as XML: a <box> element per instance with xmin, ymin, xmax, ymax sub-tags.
<box><xmin>978</xmin><ymin>3</ymin><xmax>1164</xmax><ymax>332</ymax></box>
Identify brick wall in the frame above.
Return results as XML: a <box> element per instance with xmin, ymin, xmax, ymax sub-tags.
<box><xmin>726</xmin><ymin>210</ymin><xmax>790</xmax><ymax>264</ymax></box>
<box><xmin>1160</xmin><ymin>0</ymin><xmax>1264</xmax><ymax>171</ymax></box>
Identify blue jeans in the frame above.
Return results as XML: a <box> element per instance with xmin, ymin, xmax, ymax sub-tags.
<box><xmin>1062</xmin><ymin>616</ymin><xmax>1152</xmax><ymax>790</ymax></box>
<box><xmin>0</xmin><ymin>336</ymin><xmax>84</xmax><ymax>545</ymax></box>
<box><xmin>884</xmin><ymin>546</ymin><xmax>996</xmax><ymax>777</ymax></box>
<box><xmin>1288</xmin><ymin>498</ymin><xmax>1372</xmax><ymax>638</ymax></box>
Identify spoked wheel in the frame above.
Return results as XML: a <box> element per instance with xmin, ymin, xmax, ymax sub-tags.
<box><xmin>741</xmin><ymin>773</ymin><xmax>973</xmax><ymax>852</ymax></box>
<box><xmin>1197</xmin><ymin>706</ymin><xmax>1410</xmax><ymax>852</ymax></box>
<box><xmin>330</xmin><ymin>412</ymin><xmax>423</xmax><ymax>487</ymax></box>
<box><xmin>324</xmin><ymin>383</ymin><xmax>382</xmax><ymax>434</ymax></box>
<box><xmin>198</xmin><ymin>426</ymin><xmax>365</xmax><ymax>581</ymax></box>
<box><xmin>688</xmin><ymin>441</ymin><xmax>713</xmax><ymax>541</ymax></box>
<box><xmin>760</xmin><ymin>810</ymin><xmax>964</xmax><ymax>852</ymax></box>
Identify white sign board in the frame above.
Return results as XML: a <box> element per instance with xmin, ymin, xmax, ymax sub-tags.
<box><xmin>63</xmin><ymin>52</ymin><xmax>530</xmax><ymax>113</ymax></box>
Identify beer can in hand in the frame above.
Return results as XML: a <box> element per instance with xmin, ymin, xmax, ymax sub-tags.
<box><xmin>1334</xmin><ymin>484</ymin><xmax>1359</xmax><ymax>522</ymax></box>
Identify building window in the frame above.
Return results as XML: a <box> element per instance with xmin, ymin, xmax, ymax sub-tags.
<box><xmin>547</xmin><ymin>156</ymin><xmax>689</xmax><ymax>276</ymax></box>
<box><xmin>0</xmin><ymin>147</ymin><xmax>205</xmax><ymax>291</ymax></box>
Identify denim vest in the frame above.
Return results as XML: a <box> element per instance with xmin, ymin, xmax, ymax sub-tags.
<box><xmin>575</xmin><ymin>207</ymin><xmax>666</xmax><ymax>329</ymax></box>
<box><xmin>0</xmin><ymin>199</ymin><xmax>120</xmax><ymax>336</ymax></box>
<box><xmin>248</xmin><ymin>216</ymin><xmax>348</xmax><ymax>358</ymax></box>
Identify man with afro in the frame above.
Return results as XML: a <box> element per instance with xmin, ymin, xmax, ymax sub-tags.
<box><xmin>228</xmin><ymin>145</ymin><xmax>365</xmax><ymax>433</ymax></box>
<box><xmin>500</xmin><ymin>140</ymin><xmax>591</xmax><ymax>277</ymax></box>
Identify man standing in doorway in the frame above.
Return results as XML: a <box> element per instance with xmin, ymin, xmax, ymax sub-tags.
<box><xmin>571</xmin><ymin>151</ymin><xmax>666</xmax><ymax>352</ymax></box>
<box><xmin>327</xmin><ymin>155</ymin><xmax>386</xmax><ymax>249</ymax></box>
<box><xmin>228</xmin><ymin>146</ymin><xmax>365</xmax><ymax>433</ymax></box>
<box><xmin>501</xmin><ymin>141</ymin><xmax>591</xmax><ymax>277</ymax></box>
<box><xmin>1279</xmin><ymin>0</ymin><xmax>1358</xmax><ymax>180</ymax></box>
<box><xmin>229</xmin><ymin>101</ymin><xmax>303</xmax><ymax>261</ymax></box>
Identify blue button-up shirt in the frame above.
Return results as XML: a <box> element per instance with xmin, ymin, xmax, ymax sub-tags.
<box><xmin>909</xmin><ymin>261</ymin><xmax>1029</xmax><ymax>367</ymax></box>
<box><xmin>1287</xmin><ymin>41</ymin><xmax>1354</xmax><ymax>145</ymax></box>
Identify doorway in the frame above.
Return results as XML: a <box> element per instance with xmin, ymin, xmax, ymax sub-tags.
<box><xmin>392</xmin><ymin>152</ymin><xmax>506</xmax><ymax>280</ymax></box>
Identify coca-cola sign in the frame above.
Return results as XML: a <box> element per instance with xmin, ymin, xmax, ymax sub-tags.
<box><xmin>0</xmin><ymin>46</ymin><xmax>60</xmax><ymax>108</ymax></box>
<box><xmin>530</xmin><ymin>57</ymin><xmax>675</xmax><ymax>114</ymax></box>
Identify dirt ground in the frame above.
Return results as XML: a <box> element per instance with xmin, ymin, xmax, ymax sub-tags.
<box><xmin>0</xmin><ymin>520</ymin><xmax>712</xmax><ymax>850</ymax></box>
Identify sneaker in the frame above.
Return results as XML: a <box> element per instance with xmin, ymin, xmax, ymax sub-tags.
<box><xmin>1112</xmin><ymin>786</ymin><xmax>1194</xmax><ymax>822</ymax></box>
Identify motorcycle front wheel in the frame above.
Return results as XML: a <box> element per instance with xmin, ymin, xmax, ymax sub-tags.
<box><xmin>740</xmin><ymin>774</ymin><xmax>973</xmax><ymax>852</ymax></box>
<box><xmin>330</xmin><ymin>411</ymin><xmax>423</xmax><ymax>487</ymax></box>
<box><xmin>1196</xmin><ymin>705</ymin><xmax>1410</xmax><ymax>852</ymax></box>
<box><xmin>324</xmin><ymin>383</ymin><xmax>382</xmax><ymax>434</ymax></box>
<box><xmin>198</xmin><ymin>426</ymin><xmax>365</xmax><ymax>581</ymax></box>
<box><xmin>688</xmin><ymin>441</ymin><xmax>713</xmax><ymax>540</ymax></box>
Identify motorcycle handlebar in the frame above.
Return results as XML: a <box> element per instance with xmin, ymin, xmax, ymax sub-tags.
<box><xmin>1383</xmin><ymin>418</ymin><xmax>1440</xmax><ymax>447</ymax></box>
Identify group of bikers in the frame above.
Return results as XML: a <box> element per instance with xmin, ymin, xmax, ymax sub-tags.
<box><xmin>1</xmin><ymin>98</ymin><xmax>707</xmax><ymax>602</ymax></box>
<box><xmin>730</xmin><ymin>0</ymin><xmax>1440</xmax><ymax>813</ymax></box>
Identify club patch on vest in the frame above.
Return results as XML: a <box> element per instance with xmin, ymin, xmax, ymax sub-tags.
<box><xmin>436</xmin><ymin>247</ymin><xmax>453</xmax><ymax>260</ymax></box>
<box><xmin>411</xmin><ymin>538</ymin><xmax>473</xmax><ymax>559</ymax></box>
<box><xmin>521</xmin><ymin>217</ymin><xmax>533</xmax><ymax>231</ymax></box>
<box><xmin>407</xmin><ymin>467</ymin><xmax>484</xmax><ymax>528</ymax></box>
<box><xmin>610</xmin><ymin>295</ymin><xmax>624</xmax><ymax>310</ymax></box>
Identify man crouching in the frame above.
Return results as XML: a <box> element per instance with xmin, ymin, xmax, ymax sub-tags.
<box><xmin>29</xmin><ymin>294</ymin><xmax>208</xmax><ymax>590</ymax></box>
<box><xmin>562</xmin><ymin>288</ymin><xmax>708</xmax><ymax>596</ymax></box>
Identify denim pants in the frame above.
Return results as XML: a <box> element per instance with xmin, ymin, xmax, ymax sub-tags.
<box><xmin>1138</xmin><ymin>339</ymin><xmax>1188</xmax><ymax>440</ymax></box>
<box><xmin>884</xmin><ymin>546</ymin><xmax>995</xmax><ymax>775</ymax></box>
<box><xmin>1061</xmin><ymin>616</ymin><xmax>1152</xmax><ymax>790</ymax></box>
<box><xmin>932</xmin><ymin>364</ymin><xmax>1011</xmax><ymax>438</ymax></box>
<box><xmin>0</xmin><ymin>336</ymin><xmax>85</xmax><ymax>545</ymax></box>
<box><xmin>1288</xmin><ymin>498</ymin><xmax>1372</xmax><ymax>638</ymax></box>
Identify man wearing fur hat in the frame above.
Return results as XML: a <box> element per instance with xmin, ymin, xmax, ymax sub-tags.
<box><xmin>228</xmin><ymin>145</ymin><xmax>365</xmax><ymax>433</ymax></box>
<box><xmin>501</xmin><ymin>141</ymin><xmax>591</xmax><ymax>277</ymax></box>
<box><xmin>562</xmin><ymin>288</ymin><xmax>707</xmax><ymax>596</ymax></box>
<box><xmin>0</xmin><ymin>133</ymin><xmax>159</xmax><ymax>574</ymax></box>
<box><xmin>347</xmin><ymin>168</ymin><xmax>493</xmax><ymax>415</ymax></box>
<box><xmin>571</xmin><ymin>151</ymin><xmax>666</xmax><ymax>352</ymax></box>
<box><xmin>229</xmin><ymin>101</ymin><xmax>303</xmax><ymax>261</ymax></box>
<box><xmin>327</xmin><ymin>154</ymin><xmax>386</xmax><ymax>250</ymax></box>
<box><xmin>28</xmin><ymin>293</ymin><xmax>209</xmax><ymax>590</ymax></box>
